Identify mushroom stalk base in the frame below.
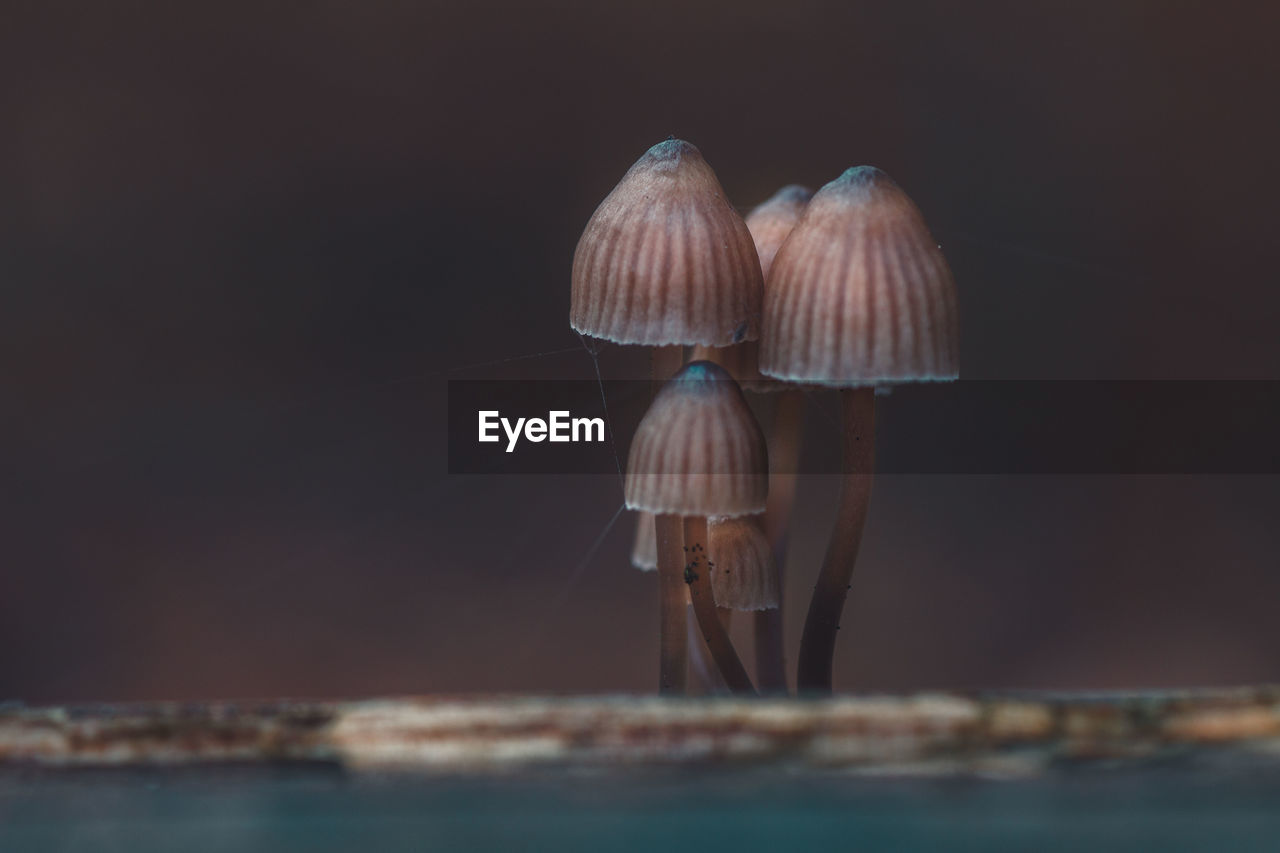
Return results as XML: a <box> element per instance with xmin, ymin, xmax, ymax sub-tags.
<box><xmin>796</xmin><ymin>387</ymin><xmax>876</xmax><ymax>694</ymax></box>
<box><xmin>756</xmin><ymin>389</ymin><xmax>805</xmax><ymax>693</ymax></box>
<box><xmin>684</xmin><ymin>516</ymin><xmax>756</xmax><ymax>696</ymax></box>
<box><xmin>686</xmin><ymin>603</ymin><xmax>725</xmax><ymax>694</ymax></box>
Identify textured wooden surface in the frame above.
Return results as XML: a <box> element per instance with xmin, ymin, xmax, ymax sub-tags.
<box><xmin>3</xmin><ymin>688</ymin><xmax>1279</xmax><ymax>774</ymax></box>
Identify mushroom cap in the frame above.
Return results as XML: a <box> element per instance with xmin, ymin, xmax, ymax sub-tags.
<box><xmin>624</xmin><ymin>361</ymin><xmax>768</xmax><ymax>517</ymax></box>
<box><xmin>759</xmin><ymin>166</ymin><xmax>959</xmax><ymax>386</ymax></box>
<box><xmin>571</xmin><ymin>139</ymin><xmax>764</xmax><ymax>347</ymax></box>
<box><xmin>746</xmin><ymin>184</ymin><xmax>814</xmax><ymax>281</ymax></box>
<box><xmin>630</xmin><ymin>510</ymin><xmax>657</xmax><ymax>571</ymax></box>
<box><xmin>691</xmin><ymin>185</ymin><xmax>815</xmax><ymax>393</ymax></box>
<box><xmin>708</xmin><ymin>515</ymin><xmax>779</xmax><ymax>611</ymax></box>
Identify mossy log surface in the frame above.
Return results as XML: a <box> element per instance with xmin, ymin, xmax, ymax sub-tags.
<box><xmin>4</xmin><ymin>688</ymin><xmax>1280</xmax><ymax>775</ymax></box>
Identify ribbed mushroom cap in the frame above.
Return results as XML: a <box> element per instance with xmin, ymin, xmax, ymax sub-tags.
<box><xmin>571</xmin><ymin>139</ymin><xmax>763</xmax><ymax>347</ymax></box>
<box><xmin>759</xmin><ymin>167</ymin><xmax>959</xmax><ymax>386</ymax></box>
<box><xmin>630</xmin><ymin>511</ymin><xmax>657</xmax><ymax>571</ymax></box>
<box><xmin>687</xmin><ymin>186</ymin><xmax>813</xmax><ymax>393</ymax></box>
<box><xmin>708</xmin><ymin>515</ymin><xmax>779</xmax><ymax>611</ymax></box>
<box><xmin>625</xmin><ymin>361</ymin><xmax>768</xmax><ymax>517</ymax></box>
<box><xmin>747</xmin><ymin>184</ymin><xmax>813</xmax><ymax>281</ymax></box>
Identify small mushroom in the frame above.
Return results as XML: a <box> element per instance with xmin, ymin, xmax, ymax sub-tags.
<box><xmin>708</xmin><ymin>515</ymin><xmax>779</xmax><ymax>611</ymax></box>
<box><xmin>759</xmin><ymin>166</ymin><xmax>959</xmax><ymax>694</ymax></box>
<box><xmin>625</xmin><ymin>361</ymin><xmax>767</xmax><ymax>695</ymax></box>
<box><xmin>572</xmin><ymin>139</ymin><xmax>762</xmax><ymax>694</ymax></box>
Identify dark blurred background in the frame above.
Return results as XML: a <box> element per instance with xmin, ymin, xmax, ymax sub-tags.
<box><xmin>3</xmin><ymin>1</ymin><xmax>1278</xmax><ymax>701</ymax></box>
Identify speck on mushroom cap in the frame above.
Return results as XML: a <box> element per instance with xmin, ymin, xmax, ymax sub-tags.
<box><xmin>571</xmin><ymin>139</ymin><xmax>764</xmax><ymax>347</ymax></box>
<box><xmin>624</xmin><ymin>360</ymin><xmax>768</xmax><ymax>517</ymax></box>
<box><xmin>759</xmin><ymin>166</ymin><xmax>959</xmax><ymax>386</ymax></box>
<box><xmin>709</xmin><ymin>515</ymin><xmax>779</xmax><ymax>611</ymax></box>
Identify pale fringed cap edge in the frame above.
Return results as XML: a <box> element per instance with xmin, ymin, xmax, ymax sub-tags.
<box><xmin>624</xmin><ymin>361</ymin><xmax>768</xmax><ymax>517</ymax></box>
<box><xmin>759</xmin><ymin>166</ymin><xmax>960</xmax><ymax>386</ymax></box>
<box><xmin>630</xmin><ymin>510</ymin><xmax>657</xmax><ymax>571</ymax></box>
<box><xmin>708</xmin><ymin>515</ymin><xmax>779</xmax><ymax>611</ymax></box>
<box><xmin>570</xmin><ymin>139</ymin><xmax>764</xmax><ymax>347</ymax></box>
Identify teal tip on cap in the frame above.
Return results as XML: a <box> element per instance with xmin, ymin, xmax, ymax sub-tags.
<box><xmin>834</xmin><ymin>165</ymin><xmax>894</xmax><ymax>189</ymax></box>
<box><xmin>645</xmin><ymin>138</ymin><xmax>700</xmax><ymax>161</ymax></box>
<box><xmin>674</xmin><ymin>359</ymin><xmax>735</xmax><ymax>388</ymax></box>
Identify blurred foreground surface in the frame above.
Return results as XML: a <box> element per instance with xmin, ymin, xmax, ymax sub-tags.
<box><xmin>6</xmin><ymin>764</ymin><xmax>1280</xmax><ymax>853</ymax></box>
<box><xmin>4</xmin><ymin>689</ymin><xmax>1280</xmax><ymax>851</ymax></box>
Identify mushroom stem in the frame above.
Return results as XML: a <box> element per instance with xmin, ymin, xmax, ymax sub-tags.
<box><xmin>796</xmin><ymin>387</ymin><xmax>876</xmax><ymax>694</ymax></box>
<box><xmin>684</xmin><ymin>515</ymin><xmax>757</xmax><ymax>695</ymax></box>
<box><xmin>650</xmin><ymin>344</ymin><xmax>688</xmax><ymax>695</ymax></box>
<box><xmin>651</xmin><ymin>345</ymin><xmax>685</xmax><ymax>390</ymax></box>
<box><xmin>655</xmin><ymin>514</ymin><xmax>689</xmax><ymax>694</ymax></box>
<box><xmin>755</xmin><ymin>389</ymin><xmax>805</xmax><ymax>693</ymax></box>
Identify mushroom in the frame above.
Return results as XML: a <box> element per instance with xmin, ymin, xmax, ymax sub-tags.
<box><xmin>625</xmin><ymin>361</ymin><xmax>767</xmax><ymax>694</ymax></box>
<box><xmin>692</xmin><ymin>184</ymin><xmax>813</xmax><ymax>693</ymax></box>
<box><xmin>708</xmin><ymin>515</ymin><xmax>779</xmax><ymax>611</ymax></box>
<box><xmin>759</xmin><ymin>167</ymin><xmax>959</xmax><ymax>693</ymax></box>
<box><xmin>572</xmin><ymin>139</ymin><xmax>762</xmax><ymax>693</ymax></box>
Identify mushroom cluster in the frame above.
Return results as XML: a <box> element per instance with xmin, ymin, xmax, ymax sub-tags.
<box><xmin>571</xmin><ymin>141</ymin><xmax>958</xmax><ymax>696</ymax></box>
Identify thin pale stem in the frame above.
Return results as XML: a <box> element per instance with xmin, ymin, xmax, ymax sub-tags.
<box><xmin>655</xmin><ymin>514</ymin><xmax>688</xmax><ymax>694</ymax></box>
<box><xmin>649</xmin><ymin>345</ymin><xmax>688</xmax><ymax>695</ymax></box>
<box><xmin>651</xmin><ymin>345</ymin><xmax>684</xmax><ymax>390</ymax></box>
<box><xmin>684</xmin><ymin>516</ymin><xmax>756</xmax><ymax>696</ymax></box>
<box><xmin>755</xmin><ymin>389</ymin><xmax>805</xmax><ymax>693</ymax></box>
<box><xmin>796</xmin><ymin>387</ymin><xmax>876</xmax><ymax>694</ymax></box>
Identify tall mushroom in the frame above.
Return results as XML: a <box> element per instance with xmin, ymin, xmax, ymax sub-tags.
<box><xmin>626</xmin><ymin>361</ymin><xmax>767</xmax><ymax>695</ymax></box>
<box><xmin>571</xmin><ymin>139</ymin><xmax>762</xmax><ymax>694</ymax></box>
<box><xmin>759</xmin><ymin>167</ymin><xmax>959</xmax><ymax>694</ymax></box>
<box><xmin>693</xmin><ymin>184</ymin><xmax>812</xmax><ymax>693</ymax></box>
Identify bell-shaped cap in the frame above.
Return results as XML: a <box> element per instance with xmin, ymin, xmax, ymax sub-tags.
<box><xmin>746</xmin><ymin>184</ymin><xmax>813</xmax><ymax>281</ymax></box>
<box><xmin>691</xmin><ymin>185</ymin><xmax>814</xmax><ymax>394</ymax></box>
<box><xmin>630</xmin><ymin>510</ymin><xmax>657</xmax><ymax>571</ymax></box>
<box><xmin>708</xmin><ymin>515</ymin><xmax>779</xmax><ymax>611</ymax></box>
<box><xmin>759</xmin><ymin>167</ymin><xmax>959</xmax><ymax>386</ymax></box>
<box><xmin>624</xmin><ymin>361</ymin><xmax>768</xmax><ymax>517</ymax></box>
<box><xmin>571</xmin><ymin>139</ymin><xmax>763</xmax><ymax>347</ymax></box>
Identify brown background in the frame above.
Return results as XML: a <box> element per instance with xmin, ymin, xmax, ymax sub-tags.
<box><xmin>3</xmin><ymin>1</ymin><xmax>1278</xmax><ymax>701</ymax></box>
